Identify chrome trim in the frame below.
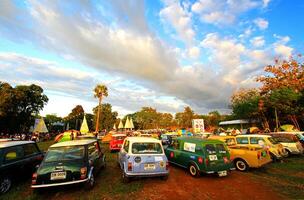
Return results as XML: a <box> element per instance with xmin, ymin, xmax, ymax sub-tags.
<box><xmin>125</xmin><ymin>171</ymin><xmax>169</xmax><ymax>177</ymax></box>
<box><xmin>31</xmin><ymin>178</ymin><xmax>88</xmax><ymax>188</ymax></box>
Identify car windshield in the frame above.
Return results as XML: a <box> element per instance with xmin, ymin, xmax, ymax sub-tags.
<box><xmin>132</xmin><ymin>142</ymin><xmax>163</xmax><ymax>154</ymax></box>
<box><xmin>274</xmin><ymin>136</ymin><xmax>295</xmax><ymax>143</ymax></box>
<box><xmin>268</xmin><ymin>137</ymin><xmax>279</xmax><ymax>144</ymax></box>
<box><xmin>45</xmin><ymin>146</ymin><xmax>85</xmax><ymax>162</ymax></box>
<box><xmin>113</xmin><ymin>136</ymin><xmax>125</xmax><ymax>140</ymax></box>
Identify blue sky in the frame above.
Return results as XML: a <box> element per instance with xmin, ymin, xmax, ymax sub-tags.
<box><xmin>0</xmin><ymin>0</ymin><xmax>302</xmax><ymax>117</ymax></box>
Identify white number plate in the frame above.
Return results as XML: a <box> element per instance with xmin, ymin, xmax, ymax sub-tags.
<box><xmin>118</xmin><ymin>144</ymin><xmax>122</xmax><ymax>147</ymax></box>
<box><xmin>144</xmin><ymin>163</ymin><xmax>155</xmax><ymax>170</ymax></box>
<box><xmin>218</xmin><ymin>170</ymin><xmax>227</xmax><ymax>177</ymax></box>
<box><xmin>51</xmin><ymin>172</ymin><xmax>66</xmax><ymax>180</ymax></box>
<box><xmin>209</xmin><ymin>155</ymin><xmax>218</xmax><ymax>161</ymax></box>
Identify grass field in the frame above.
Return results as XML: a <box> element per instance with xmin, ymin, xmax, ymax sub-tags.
<box><xmin>1</xmin><ymin>141</ymin><xmax>304</xmax><ymax>200</ymax></box>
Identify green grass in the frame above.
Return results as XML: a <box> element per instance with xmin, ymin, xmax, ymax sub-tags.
<box><xmin>1</xmin><ymin>141</ymin><xmax>142</xmax><ymax>200</ymax></box>
<box><xmin>249</xmin><ymin>155</ymin><xmax>304</xmax><ymax>199</ymax></box>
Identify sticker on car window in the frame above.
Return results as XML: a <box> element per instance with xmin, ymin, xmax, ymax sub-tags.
<box><xmin>155</xmin><ymin>156</ymin><xmax>163</xmax><ymax>162</ymax></box>
<box><xmin>209</xmin><ymin>155</ymin><xmax>218</xmax><ymax>161</ymax></box>
<box><xmin>184</xmin><ymin>142</ymin><xmax>196</xmax><ymax>152</ymax></box>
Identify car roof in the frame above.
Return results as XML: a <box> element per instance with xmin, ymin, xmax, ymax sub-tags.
<box><xmin>126</xmin><ymin>137</ymin><xmax>160</xmax><ymax>143</ymax></box>
<box><xmin>236</xmin><ymin>134</ymin><xmax>271</xmax><ymax>137</ymax></box>
<box><xmin>0</xmin><ymin>140</ymin><xmax>35</xmax><ymax>148</ymax></box>
<box><xmin>51</xmin><ymin>139</ymin><xmax>97</xmax><ymax>148</ymax></box>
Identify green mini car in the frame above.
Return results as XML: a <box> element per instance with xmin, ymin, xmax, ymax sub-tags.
<box><xmin>165</xmin><ymin>137</ymin><xmax>234</xmax><ymax>177</ymax></box>
<box><xmin>31</xmin><ymin>139</ymin><xmax>105</xmax><ymax>189</ymax></box>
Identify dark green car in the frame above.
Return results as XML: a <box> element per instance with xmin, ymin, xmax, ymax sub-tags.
<box><xmin>31</xmin><ymin>139</ymin><xmax>105</xmax><ymax>189</ymax></box>
<box><xmin>165</xmin><ymin>137</ymin><xmax>234</xmax><ymax>177</ymax></box>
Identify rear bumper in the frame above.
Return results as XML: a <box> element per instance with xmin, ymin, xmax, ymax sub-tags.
<box><xmin>31</xmin><ymin>178</ymin><xmax>88</xmax><ymax>188</ymax></box>
<box><xmin>125</xmin><ymin>171</ymin><xmax>169</xmax><ymax>178</ymax></box>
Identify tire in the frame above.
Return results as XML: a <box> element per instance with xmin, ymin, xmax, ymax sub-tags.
<box><xmin>85</xmin><ymin>174</ymin><xmax>95</xmax><ymax>189</ymax></box>
<box><xmin>160</xmin><ymin>175</ymin><xmax>168</xmax><ymax>181</ymax></box>
<box><xmin>285</xmin><ymin>149</ymin><xmax>291</xmax><ymax>157</ymax></box>
<box><xmin>270</xmin><ymin>153</ymin><xmax>279</xmax><ymax>162</ymax></box>
<box><xmin>234</xmin><ymin>159</ymin><xmax>248</xmax><ymax>172</ymax></box>
<box><xmin>188</xmin><ymin>163</ymin><xmax>200</xmax><ymax>177</ymax></box>
<box><xmin>122</xmin><ymin>172</ymin><xmax>130</xmax><ymax>183</ymax></box>
<box><xmin>0</xmin><ymin>176</ymin><xmax>12</xmax><ymax>194</ymax></box>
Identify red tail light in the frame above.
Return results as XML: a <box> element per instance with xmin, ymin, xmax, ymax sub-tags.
<box><xmin>32</xmin><ymin>173</ymin><xmax>37</xmax><ymax>185</ymax></box>
<box><xmin>198</xmin><ymin>157</ymin><xmax>203</xmax><ymax>164</ymax></box>
<box><xmin>257</xmin><ymin>152</ymin><xmax>261</xmax><ymax>159</ymax></box>
<box><xmin>223</xmin><ymin>157</ymin><xmax>229</xmax><ymax>163</ymax></box>
<box><xmin>166</xmin><ymin>162</ymin><xmax>169</xmax><ymax>170</ymax></box>
<box><xmin>205</xmin><ymin>158</ymin><xmax>209</xmax><ymax>165</ymax></box>
<box><xmin>230</xmin><ymin>156</ymin><xmax>234</xmax><ymax>161</ymax></box>
<box><xmin>80</xmin><ymin>167</ymin><xmax>87</xmax><ymax>179</ymax></box>
<box><xmin>128</xmin><ymin>162</ymin><xmax>132</xmax><ymax>171</ymax></box>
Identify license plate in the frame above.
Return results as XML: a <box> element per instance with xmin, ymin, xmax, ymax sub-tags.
<box><xmin>51</xmin><ymin>171</ymin><xmax>66</xmax><ymax>180</ymax></box>
<box><xmin>209</xmin><ymin>155</ymin><xmax>218</xmax><ymax>161</ymax></box>
<box><xmin>218</xmin><ymin>170</ymin><xmax>227</xmax><ymax>177</ymax></box>
<box><xmin>144</xmin><ymin>163</ymin><xmax>155</xmax><ymax>170</ymax></box>
<box><xmin>118</xmin><ymin>144</ymin><xmax>122</xmax><ymax>147</ymax></box>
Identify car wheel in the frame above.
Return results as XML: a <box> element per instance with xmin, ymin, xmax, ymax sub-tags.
<box><xmin>122</xmin><ymin>172</ymin><xmax>130</xmax><ymax>183</ymax></box>
<box><xmin>234</xmin><ymin>159</ymin><xmax>248</xmax><ymax>172</ymax></box>
<box><xmin>0</xmin><ymin>176</ymin><xmax>12</xmax><ymax>194</ymax></box>
<box><xmin>160</xmin><ymin>175</ymin><xmax>168</xmax><ymax>181</ymax></box>
<box><xmin>86</xmin><ymin>174</ymin><xmax>95</xmax><ymax>189</ymax></box>
<box><xmin>284</xmin><ymin>149</ymin><xmax>291</xmax><ymax>157</ymax></box>
<box><xmin>270</xmin><ymin>152</ymin><xmax>279</xmax><ymax>162</ymax></box>
<box><xmin>189</xmin><ymin>164</ymin><xmax>200</xmax><ymax>177</ymax></box>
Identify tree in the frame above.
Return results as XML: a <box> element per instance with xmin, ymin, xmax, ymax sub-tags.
<box><xmin>93</xmin><ymin>103</ymin><xmax>117</xmax><ymax>131</ymax></box>
<box><xmin>0</xmin><ymin>82</ymin><xmax>48</xmax><ymax>133</ymax></box>
<box><xmin>64</xmin><ymin>105</ymin><xmax>85</xmax><ymax>130</ymax></box>
<box><xmin>93</xmin><ymin>84</ymin><xmax>108</xmax><ymax>132</ymax></box>
<box><xmin>44</xmin><ymin>114</ymin><xmax>63</xmax><ymax>132</ymax></box>
<box><xmin>175</xmin><ymin>106</ymin><xmax>197</xmax><ymax>129</ymax></box>
<box><xmin>134</xmin><ymin>107</ymin><xmax>160</xmax><ymax>129</ymax></box>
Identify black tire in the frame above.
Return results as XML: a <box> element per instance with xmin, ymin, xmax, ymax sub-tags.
<box><xmin>0</xmin><ymin>176</ymin><xmax>12</xmax><ymax>194</ymax></box>
<box><xmin>122</xmin><ymin>172</ymin><xmax>130</xmax><ymax>183</ymax></box>
<box><xmin>270</xmin><ymin>152</ymin><xmax>279</xmax><ymax>162</ymax></box>
<box><xmin>285</xmin><ymin>149</ymin><xmax>291</xmax><ymax>157</ymax></box>
<box><xmin>160</xmin><ymin>175</ymin><xmax>168</xmax><ymax>181</ymax></box>
<box><xmin>234</xmin><ymin>159</ymin><xmax>249</xmax><ymax>172</ymax></box>
<box><xmin>85</xmin><ymin>174</ymin><xmax>95</xmax><ymax>189</ymax></box>
<box><xmin>188</xmin><ymin>163</ymin><xmax>200</xmax><ymax>177</ymax></box>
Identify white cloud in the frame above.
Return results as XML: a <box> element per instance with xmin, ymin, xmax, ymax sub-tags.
<box><xmin>187</xmin><ymin>46</ymin><xmax>201</xmax><ymax>59</ymax></box>
<box><xmin>254</xmin><ymin>18</ymin><xmax>269</xmax><ymax>30</ymax></box>
<box><xmin>250</xmin><ymin>36</ymin><xmax>265</xmax><ymax>47</ymax></box>
<box><xmin>262</xmin><ymin>0</ymin><xmax>271</xmax><ymax>8</ymax></box>
<box><xmin>274</xmin><ymin>45</ymin><xmax>293</xmax><ymax>58</ymax></box>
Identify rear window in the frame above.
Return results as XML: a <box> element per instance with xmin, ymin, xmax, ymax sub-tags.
<box><xmin>225</xmin><ymin>138</ymin><xmax>236</xmax><ymax>146</ymax></box>
<box><xmin>273</xmin><ymin>136</ymin><xmax>294</xmax><ymax>143</ymax></box>
<box><xmin>205</xmin><ymin>144</ymin><xmax>216</xmax><ymax>154</ymax></box>
<box><xmin>236</xmin><ymin>137</ymin><xmax>249</xmax><ymax>144</ymax></box>
<box><xmin>131</xmin><ymin>142</ymin><xmax>163</xmax><ymax>154</ymax></box>
<box><xmin>113</xmin><ymin>136</ymin><xmax>125</xmax><ymax>140</ymax></box>
<box><xmin>268</xmin><ymin>137</ymin><xmax>279</xmax><ymax>144</ymax></box>
<box><xmin>216</xmin><ymin>144</ymin><xmax>227</xmax><ymax>154</ymax></box>
<box><xmin>45</xmin><ymin>146</ymin><xmax>85</xmax><ymax>162</ymax></box>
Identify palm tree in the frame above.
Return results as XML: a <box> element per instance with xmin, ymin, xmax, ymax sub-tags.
<box><xmin>93</xmin><ymin>84</ymin><xmax>108</xmax><ymax>133</ymax></box>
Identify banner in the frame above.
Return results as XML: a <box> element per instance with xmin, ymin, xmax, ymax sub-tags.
<box><xmin>192</xmin><ymin>119</ymin><xmax>204</xmax><ymax>133</ymax></box>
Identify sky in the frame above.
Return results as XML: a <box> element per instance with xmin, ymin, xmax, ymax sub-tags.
<box><xmin>0</xmin><ymin>0</ymin><xmax>303</xmax><ymax>118</ymax></box>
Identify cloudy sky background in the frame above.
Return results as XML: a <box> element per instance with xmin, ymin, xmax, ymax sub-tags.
<box><xmin>0</xmin><ymin>0</ymin><xmax>303</xmax><ymax>117</ymax></box>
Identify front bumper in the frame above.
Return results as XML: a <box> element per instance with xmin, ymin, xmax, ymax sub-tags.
<box><xmin>31</xmin><ymin>178</ymin><xmax>88</xmax><ymax>188</ymax></box>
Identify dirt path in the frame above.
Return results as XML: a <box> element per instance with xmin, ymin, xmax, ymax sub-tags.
<box><xmin>135</xmin><ymin>167</ymin><xmax>285</xmax><ymax>200</ymax></box>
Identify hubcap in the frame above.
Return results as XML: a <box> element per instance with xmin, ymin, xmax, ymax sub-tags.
<box><xmin>0</xmin><ymin>178</ymin><xmax>11</xmax><ymax>193</ymax></box>
<box><xmin>90</xmin><ymin>175</ymin><xmax>94</xmax><ymax>186</ymax></box>
<box><xmin>190</xmin><ymin>166</ymin><xmax>196</xmax><ymax>175</ymax></box>
<box><xmin>236</xmin><ymin>161</ymin><xmax>246</xmax><ymax>171</ymax></box>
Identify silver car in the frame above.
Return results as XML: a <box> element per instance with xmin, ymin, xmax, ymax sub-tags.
<box><xmin>118</xmin><ymin>137</ymin><xmax>169</xmax><ymax>182</ymax></box>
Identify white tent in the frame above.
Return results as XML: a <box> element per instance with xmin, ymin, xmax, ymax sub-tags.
<box><xmin>124</xmin><ymin>117</ymin><xmax>131</xmax><ymax>129</ymax></box>
<box><xmin>118</xmin><ymin>119</ymin><xmax>124</xmax><ymax>129</ymax></box>
<box><xmin>113</xmin><ymin>123</ymin><xmax>117</xmax><ymax>130</ymax></box>
<box><xmin>80</xmin><ymin>115</ymin><xmax>89</xmax><ymax>134</ymax></box>
<box><xmin>130</xmin><ymin>118</ymin><xmax>134</xmax><ymax>129</ymax></box>
<box><xmin>33</xmin><ymin>117</ymin><xmax>48</xmax><ymax>133</ymax></box>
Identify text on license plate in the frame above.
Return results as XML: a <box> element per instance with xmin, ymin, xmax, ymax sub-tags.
<box><xmin>144</xmin><ymin>163</ymin><xmax>155</xmax><ymax>170</ymax></box>
<box><xmin>209</xmin><ymin>155</ymin><xmax>218</xmax><ymax>161</ymax></box>
<box><xmin>218</xmin><ymin>170</ymin><xmax>227</xmax><ymax>177</ymax></box>
<box><xmin>51</xmin><ymin>171</ymin><xmax>66</xmax><ymax>180</ymax></box>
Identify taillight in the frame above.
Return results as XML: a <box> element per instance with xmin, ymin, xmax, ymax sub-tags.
<box><xmin>32</xmin><ymin>173</ymin><xmax>37</xmax><ymax>185</ymax></box>
<box><xmin>128</xmin><ymin>162</ymin><xmax>132</xmax><ymax>171</ymax></box>
<box><xmin>223</xmin><ymin>157</ymin><xmax>229</xmax><ymax>163</ymax></box>
<box><xmin>230</xmin><ymin>156</ymin><xmax>234</xmax><ymax>161</ymax></box>
<box><xmin>166</xmin><ymin>162</ymin><xmax>169</xmax><ymax>170</ymax></box>
<box><xmin>80</xmin><ymin>167</ymin><xmax>87</xmax><ymax>179</ymax></box>
<box><xmin>205</xmin><ymin>158</ymin><xmax>209</xmax><ymax>165</ymax></box>
<box><xmin>198</xmin><ymin>157</ymin><xmax>203</xmax><ymax>164</ymax></box>
<box><xmin>257</xmin><ymin>152</ymin><xmax>261</xmax><ymax>159</ymax></box>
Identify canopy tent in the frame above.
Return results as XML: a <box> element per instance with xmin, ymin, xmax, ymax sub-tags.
<box><xmin>55</xmin><ymin>130</ymin><xmax>79</xmax><ymax>143</ymax></box>
<box><xmin>33</xmin><ymin>118</ymin><xmax>48</xmax><ymax>133</ymax></box>
<box><xmin>118</xmin><ymin>119</ymin><xmax>124</xmax><ymax>129</ymax></box>
<box><xmin>130</xmin><ymin>118</ymin><xmax>134</xmax><ymax>129</ymax></box>
<box><xmin>280</xmin><ymin>124</ymin><xmax>299</xmax><ymax>132</ymax></box>
<box><xmin>124</xmin><ymin>117</ymin><xmax>131</xmax><ymax>129</ymax></box>
<box><xmin>80</xmin><ymin>115</ymin><xmax>89</xmax><ymax>134</ymax></box>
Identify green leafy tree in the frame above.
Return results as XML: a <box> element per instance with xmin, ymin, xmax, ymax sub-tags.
<box><xmin>64</xmin><ymin>105</ymin><xmax>85</xmax><ymax>130</ymax></box>
<box><xmin>44</xmin><ymin>114</ymin><xmax>63</xmax><ymax>132</ymax></box>
<box><xmin>93</xmin><ymin>84</ymin><xmax>108</xmax><ymax>132</ymax></box>
<box><xmin>93</xmin><ymin>103</ymin><xmax>117</xmax><ymax>131</ymax></box>
<box><xmin>175</xmin><ymin>106</ymin><xmax>196</xmax><ymax>129</ymax></box>
<box><xmin>134</xmin><ymin>107</ymin><xmax>160</xmax><ymax>129</ymax></box>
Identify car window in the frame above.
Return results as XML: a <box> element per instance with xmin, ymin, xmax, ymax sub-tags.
<box><xmin>113</xmin><ymin>136</ymin><xmax>125</xmax><ymax>140</ymax></box>
<box><xmin>236</xmin><ymin>137</ymin><xmax>249</xmax><ymax>144</ymax></box>
<box><xmin>88</xmin><ymin>142</ymin><xmax>99</xmax><ymax>159</ymax></box>
<box><xmin>216</xmin><ymin>144</ymin><xmax>227</xmax><ymax>154</ymax></box>
<box><xmin>171</xmin><ymin>139</ymin><xmax>179</xmax><ymax>150</ymax></box>
<box><xmin>131</xmin><ymin>142</ymin><xmax>163</xmax><ymax>154</ymax></box>
<box><xmin>205</xmin><ymin>144</ymin><xmax>216</xmax><ymax>155</ymax></box>
<box><xmin>4</xmin><ymin>146</ymin><xmax>23</xmax><ymax>163</ymax></box>
<box><xmin>123</xmin><ymin>140</ymin><xmax>129</xmax><ymax>152</ymax></box>
<box><xmin>45</xmin><ymin>146</ymin><xmax>85</xmax><ymax>162</ymax></box>
<box><xmin>225</xmin><ymin>138</ymin><xmax>236</xmax><ymax>146</ymax></box>
<box><xmin>268</xmin><ymin>137</ymin><xmax>279</xmax><ymax>144</ymax></box>
<box><xmin>250</xmin><ymin>137</ymin><xmax>264</xmax><ymax>144</ymax></box>
<box><xmin>23</xmin><ymin>143</ymin><xmax>39</xmax><ymax>156</ymax></box>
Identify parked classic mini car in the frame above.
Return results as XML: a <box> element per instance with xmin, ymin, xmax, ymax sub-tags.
<box><xmin>209</xmin><ymin>136</ymin><xmax>272</xmax><ymax>171</ymax></box>
<box><xmin>118</xmin><ymin>137</ymin><xmax>169</xmax><ymax>182</ymax></box>
<box><xmin>109</xmin><ymin>134</ymin><xmax>126</xmax><ymax>152</ymax></box>
<box><xmin>236</xmin><ymin>134</ymin><xmax>287</xmax><ymax>161</ymax></box>
<box><xmin>267</xmin><ymin>133</ymin><xmax>304</xmax><ymax>155</ymax></box>
<box><xmin>0</xmin><ymin>141</ymin><xmax>44</xmax><ymax>193</ymax></box>
<box><xmin>31</xmin><ymin>139</ymin><xmax>105</xmax><ymax>189</ymax></box>
<box><xmin>165</xmin><ymin>137</ymin><xmax>234</xmax><ymax>177</ymax></box>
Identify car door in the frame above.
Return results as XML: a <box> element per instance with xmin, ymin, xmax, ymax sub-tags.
<box><xmin>23</xmin><ymin>143</ymin><xmax>44</xmax><ymax>171</ymax></box>
<box><xmin>119</xmin><ymin>140</ymin><xmax>129</xmax><ymax>169</ymax></box>
<box><xmin>88</xmin><ymin>142</ymin><xmax>102</xmax><ymax>172</ymax></box>
<box><xmin>2</xmin><ymin>146</ymin><xmax>24</xmax><ymax>177</ymax></box>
